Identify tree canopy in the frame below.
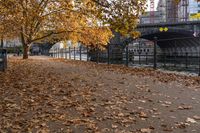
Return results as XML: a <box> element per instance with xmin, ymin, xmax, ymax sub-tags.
<box><xmin>0</xmin><ymin>0</ymin><xmax>146</xmax><ymax>59</ymax></box>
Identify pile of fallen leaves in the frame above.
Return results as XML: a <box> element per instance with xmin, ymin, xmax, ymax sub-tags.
<box><xmin>1</xmin><ymin>57</ymin><xmax>200</xmax><ymax>133</ymax></box>
<box><xmin>55</xmin><ymin>59</ymin><xmax>200</xmax><ymax>87</ymax></box>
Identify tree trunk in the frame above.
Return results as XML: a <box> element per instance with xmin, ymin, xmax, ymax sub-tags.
<box><xmin>23</xmin><ymin>44</ymin><xmax>29</xmax><ymax>59</ymax></box>
<box><xmin>0</xmin><ymin>37</ymin><xmax>3</xmax><ymax>48</ymax></box>
<box><xmin>20</xmin><ymin>30</ymin><xmax>29</xmax><ymax>59</ymax></box>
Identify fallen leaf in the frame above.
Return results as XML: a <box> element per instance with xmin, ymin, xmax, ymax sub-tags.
<box><xmin>139</xmin><ymin>111</ymin><xmax>148</xmax><ymax>118</ymax></box>
<box><xmin>141</xmin><ymin>128</ymin><xmax>152</xmax><ymax>133</ymax></box>
<box><xmin>193</xmin><ymin>115</ymin><xmax>200</xmax><ymax>120</ymax></box>
<box><xmin>178</xmin><ymin>105</ymin><xmax>192</xmax><ymax>110</ymax></box>
<box><xmin>186</xmin><ymin>118</ymin><xmax>197</xmax><ymax>123</ymax></box>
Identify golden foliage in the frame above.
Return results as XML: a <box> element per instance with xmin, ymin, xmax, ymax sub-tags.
<box><xmin>190</xmin><ymin>13</ymin><xmax>200</xmax><ymax>19</ymax></box>
<box><xmin>0</xmin><ymin>0</ymin><xmax>146</xmax><ymax>58</ymax></box>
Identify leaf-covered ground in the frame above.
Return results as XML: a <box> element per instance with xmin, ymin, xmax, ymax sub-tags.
<box><xmin>1</xmin><ymin>56</ymin><xmax>200</xmax><ymax>133</ymax></box>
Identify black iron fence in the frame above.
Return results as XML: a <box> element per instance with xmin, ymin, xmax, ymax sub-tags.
<box><xmin>49</xmin><ymin>42</ymin><xmax>200</xmax><ymax>75</ymax></box>
<box><xmin>0</xmin><ymin>49</ymin><xmax>7</xmax><ymax>71</ymax></box>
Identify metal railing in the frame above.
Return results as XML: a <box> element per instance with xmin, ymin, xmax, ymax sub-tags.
<box><xmin>49</xmin><ymin>44</ymin><xmax>200</xmax><ymax>76</ymax></box>
<box><xmin>0</xmin><ymin>49</ymin><xmax>7</xmax><ymax>71</ymax></box>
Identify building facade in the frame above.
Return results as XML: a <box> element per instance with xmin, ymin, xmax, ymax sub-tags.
<box><xmin>140</xmin><ymin>11</ymin><xmax>163</xmax><ymax>24</ymax></box>
<box><xmin>143</xmin><ymin>0</ymin><xmax>200</xmax><ymax>24</ymax></box>
<box><xmin>3</xmin><ymin>38</ymin><xmax>22</xmax><ymax>48</ymax></box>
<box><xmin>178</xmin><ymin>0</ymin><xmax>200</xmax><ymax>21</ymax></box>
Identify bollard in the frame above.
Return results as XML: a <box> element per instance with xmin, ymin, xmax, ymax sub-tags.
<box><xmin>153</xmin><ymin>37</ymin><xmax>157</xmax><ymax>69</ymax></box>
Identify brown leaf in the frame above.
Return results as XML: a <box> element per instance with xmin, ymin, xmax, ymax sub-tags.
<box><xmin>178</xmin><ymin>105</ymin><xmax>192</xmax><ymax>110</ymax></box>
<box><xmin>141</xmin><ymin>128</ymin><xmax>152</xmax><ymax>133</ymax></box>
<box><xmin>139</xmin><ymin>111</ymin><xmax>148</xmax><ymax>118</ymax></box>
<box><xmin>193</xmin><ymin>115</ymin><xmax>200</xmax><ymax>120</ymax></box>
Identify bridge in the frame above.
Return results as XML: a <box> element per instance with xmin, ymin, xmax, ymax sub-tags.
<box><xmin>136</xmin><ymin>20</ymin><xmax>200</xmax><ymax>55</ymax></box>
<box><xmin>135</xmin><ymin>0</ymin><xmax>200</xmax><ymax>54</ymax></box>
<box><xmin>46</xmin><ymin>0</ymin><xmax>200</xmax><ymax>74</ymax></box>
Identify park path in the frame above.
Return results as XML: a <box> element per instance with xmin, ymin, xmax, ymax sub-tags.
<box><xmin>1</xmin><ymin>56</ymin><xmax>200</xmax><ymax>133</ymax></box>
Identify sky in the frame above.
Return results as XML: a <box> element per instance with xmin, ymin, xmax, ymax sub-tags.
<box><xmin>147</xmin><ymin>0</ymin><xmax>159</xmax><ymax>11</ymax></box>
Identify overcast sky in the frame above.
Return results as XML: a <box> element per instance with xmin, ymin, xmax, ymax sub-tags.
<box><xmin>147</xmin><ymin>0</ymin><xmax>159</xmax><ymax>11</ymax></box>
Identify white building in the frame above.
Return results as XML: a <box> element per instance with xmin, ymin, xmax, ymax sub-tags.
<box><xmin>51</xmin><ymin>40</ymin><xmax>81</xmax><ymax>49</ymax></box>
<box><xmin>155</xmin><ymin>0</ymin><xmax>200</xmax><ymax>22</ymax></box>
<box><xmin>3</xmin><ymin>38</ymin><xmax>22</xmax><ymax>48</ymax></box>
<box><xmin>157</xmin><ymin>0</ymin><xmax>167</xmax><ymax>23</ymax></box>
<box><xmin>140</xmin><ymin>11</ymin><xmax>162</xmax><ymax>24</ymax></box>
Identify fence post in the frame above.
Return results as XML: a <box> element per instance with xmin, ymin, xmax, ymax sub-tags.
<box><xmin>61</xmin><ymin>49</ymin><xmax>63</xmax><ymax>58</ymax></box>
<box><xmin>153</xmin><ymin>37</ymin><xmax>157</xmax><ymax>69</ymax></box>
<box><xmin>107</xmin><ymin>45</ymin><xmax>110</xmax><ymax>65</ymax></box>
<box><xmin>55</xmin><ymin>48</ymin><xmax>56</xmax><ymax>58</ymax></box>
<box><xmin>58</xmin><ymin>48</ymin><xmax>59</xmax><ymax>58</ymax></box>
<box><xmin>58</xmin><ymin>48</ymin><xmax>60</xmax><ymax>58</ymax></box>
<box><xmin>65</xmin><ymin>48</ymin><xmax>67</xmax><ymax>59</ymax></box>
<box><xmin>164</xmin><ymin>52</ymin><xmax>166</xmax><ymax>67</ymax></box>
<box><xmin>185</xmin><ymin>52</ymin><xmax>188</xmax><ymax>69</ymax></box>
<box><xmin>74</xmin><ymin>47</ymin><xmax>76</xmax><ymax>60</ymax></box>
<box><xmin>146</xmin><ymin>52</ymin><xmax>148</xmax><ymax>65</ymax></box>
<box><xmin>56</xmin><ymin>48</ymin><xmax>58</xmax><ymax>58</ymax></box>
<box><xmin>69</xmin><ymin>47</ymin><xmax>71</xmax><ymax>59</ymax></box>
<box><xmin>5</xmin><ymin>50</ymin><xmax>7</xmax><ymax>70</ymax></box>
<box><xmin>199</xmin><ymin>52</ymin><xmax>200</xmax><ymax>76</ymax></box>
<box><xmin>97</xmin><ymin>48</ymin><xmax>99</xmax><ymax>64</ymax></box>
<box><xmin>62</xmin><ymin>49</ymin><xmax>64</xmax><ymax>58</ymax></box>
<box><xmin>87</xmin><ymin>46</ymin><xmax>89</xmax><ymax>61</ymax></box>
<box><xmin>59</xmin><ymin>48</ymin><xmax>61</xmax><ymax>58</ymax></box>
<box><xmin>139</xmin><ymin>50</ymin><xmax>141</xmax><ymax>65</ymax></box>
<box><xmin>125</xmin><ymin>45</ymin><xmax>129</xmax><ymax>67</ymax></box>
<box><xmin>80</xmin><ymin>46</ymin><xmax>82</xmax><ymax>61</ymax></box>
<box><xmin>53</xmin><ymin>49</ymin><xmax>54</xmax><ymax>58</ymax></box>
<box><xmin>139</xmin><ymin>41</ymin><xmax>141</xmax><ymax>65</ymax></box>
<box><xmin>174</xmin><ymin>52</ymin><xmax>177</xmax><ymax>67</ymax></box>
<box><xmin>60</xmin><ymin>49</ymin><xmax>62</xmax><ymax>58</ymax></box>
<box><xmin>54</xmin><ymin>49</ymin><xmax>56</xmax><ymax>58</ymax></box>
<box><xmin>53</xmin><ymin>49</ymin><xmax>55</xmax><ymax>58</ymax></box>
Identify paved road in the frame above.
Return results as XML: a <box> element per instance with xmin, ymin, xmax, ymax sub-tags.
<box><xmin>1</xmin><ymin>57</ymin><xmax>200</xmax><ymax>133</ymax></box>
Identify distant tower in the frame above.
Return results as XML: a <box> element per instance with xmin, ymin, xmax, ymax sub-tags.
<box><xmin>150</xmin><ymin>0</ymin><xmax>155</xmax><ymax>23</ymax></box>
<box><xmin>178</xmin><ymin>0</ymin><xmax>188</xmax><ymax>21</ymax></box>
<box><xmin>157</xmin><ymin>0</ymin><xmax>167</xmax><ymax>23</ymax></box>
<box><xmin>182</xmin><ymin>0</ymin><xmax>188</xmax><ymax>21</ymax></box>
<box><xmin>166</xmin><ymin>0</ymin><xmax>179</xmax><ymax>23</ymax></box>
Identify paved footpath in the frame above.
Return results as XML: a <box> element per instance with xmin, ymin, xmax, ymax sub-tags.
<box><xmin>1</xmin><ymin>56</ymin><xmax>200</xmax><ymax>133</ymax></box>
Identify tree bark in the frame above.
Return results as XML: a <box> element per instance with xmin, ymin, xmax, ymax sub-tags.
<box><xmin>23</xmin><ymin>44</ymin><xmax>29</xmax><ymax>59</ymax></box>
<box><xmin>20</xmin><ymin>29</ymin><xmax>29</xmax><ymax>59</ymax></box>
<box><xmin>0</xmin><ymin>37</ymin><xmax>3</xmax><ymax>48</ymax></box>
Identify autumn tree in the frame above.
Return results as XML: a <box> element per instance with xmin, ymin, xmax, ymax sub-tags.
<box><xmin>0</xmin><ymin>0</ymin><xmax>146</xmax><ymax>59</ymax></box>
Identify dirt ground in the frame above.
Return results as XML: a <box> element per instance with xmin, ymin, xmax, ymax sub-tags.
<box><xmin>1</xmin><ymin>56</ymin><xmax>200</xmax><ymax>133</ymax></box>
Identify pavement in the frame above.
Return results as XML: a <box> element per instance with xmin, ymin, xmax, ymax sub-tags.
<box><xmin>0</xmin><ymin>56</ymin><xmax>200</xmax><ymax>133</ymax></box>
